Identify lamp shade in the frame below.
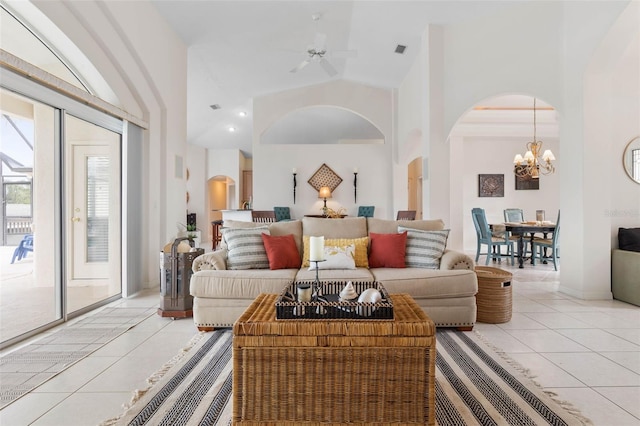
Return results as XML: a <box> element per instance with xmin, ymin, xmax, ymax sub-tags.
<box><xmin>319</xmin><ymin>186</ymin><xmax>332</xmax><ymax>199</ymax></box>
<box><xmin>513</xmin><ymin>154</ymin><xmax>524</xmax><ymax>165</ymax></box>
<box><xmin>542</xmin><ymin>150</ymin><xmax>556</xmax><ymax>161</ymax></box>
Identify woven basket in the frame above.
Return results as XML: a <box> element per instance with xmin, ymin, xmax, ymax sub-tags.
<box><xmin>475</xmin><ymin>266</ymin><xmax>513</xmax><ymax>324</ymax></box>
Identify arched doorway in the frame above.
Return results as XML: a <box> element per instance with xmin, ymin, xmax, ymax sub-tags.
<box><xmin>448</xmin><ymin>94</ymin><xmax>560</xmax><ymax>254</ymax></box>
<box><xmin>207</xmin><ymin>175</ymin><xmax>235</xmax><ymax>243</ymax></box>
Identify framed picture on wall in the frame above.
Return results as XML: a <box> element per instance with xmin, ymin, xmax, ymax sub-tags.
<box><xmin>478</xmin><ymin>174</ymin><xmax>504</xmax><ymax>197</ymax></box>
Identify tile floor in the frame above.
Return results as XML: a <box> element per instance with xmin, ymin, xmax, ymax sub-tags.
<box><xmin>1</xmin><ymin>259</ymin><xmax>639</xmax><ymax>426</ymax></box>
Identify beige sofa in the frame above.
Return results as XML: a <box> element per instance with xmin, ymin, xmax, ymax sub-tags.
<box><xmin>190</xmin><ymin>217</ymin><xmax>478</xmax><ymax>330</ymax></box>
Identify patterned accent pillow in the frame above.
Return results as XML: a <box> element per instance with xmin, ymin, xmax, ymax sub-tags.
<box><xmin>222</xmin><ymin>226</ymin><xmax>270</xmax><ymax>270</ymax></box>
<box><xmin>307</xmin><ymin>244</ymin><xmax>356</xmax><ymax>270</ymax></box>
<box><xmin>398</xmin><ymin>226</ymin><xmax>450</xmax><ymax>269</ymax></box>
<box><xmin>302</xmin><ymin>236</ymin><xmax>369</xmax><ymax>268</ymax></box>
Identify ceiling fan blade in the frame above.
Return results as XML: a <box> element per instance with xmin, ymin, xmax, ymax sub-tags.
<box><xmin>319</xmin><ymin>58</ymin><xmax>337</xmax><ymax>77</ymax></box>
<box><xmin>290</xmin><ymin>59</ymin><xmax>310</xmax><ymax>73</ymax></box>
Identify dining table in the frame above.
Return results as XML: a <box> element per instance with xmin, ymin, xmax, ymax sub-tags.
<box><xmin>504</xmin><ymin>221</ymin><xmax>557</xmax><ymax>268</ymax></box>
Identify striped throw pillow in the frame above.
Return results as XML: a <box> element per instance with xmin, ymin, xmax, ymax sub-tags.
<box><xmin>222</xmin><ymin>226</ymin><xmax>270</xmax><ymax>270</ymax></box>
<box><xmin>398</xmin><ymin>226</ymin><xmax>450</xmax><ymax>269</ymax></box>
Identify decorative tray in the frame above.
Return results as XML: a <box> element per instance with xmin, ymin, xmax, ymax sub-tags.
<box><xmin>275</xmin><ymin>281</ymin><xmax>394</xmax><ymax>320</ymax></box>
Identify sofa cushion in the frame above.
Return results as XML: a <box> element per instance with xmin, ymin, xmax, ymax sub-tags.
<box><xmin>368</xmin><ymin>231</ymin><xmax>407</xmax><ymax>268</ymax></box>
<box><xmin>302</xmin><ymin>236</ymin><xmax>369</xmax><ymax>268</ymax></box>
<box><xmin>261</xmin><ymin>233</ymin><xmax>301</xmax><ymax>270</ymax></box>
<box><xmin>399</xmin><ymin>226</ymin><xmax>450</xmax><ymax>269</ymax></box>
<box><xmin>221</xmin><ymin>219</ymin><xmax>303</xmax><ymax>255</ymax></box>
<box><xmin>367</xmin><ymin>217</ymin><xmax>445</xmax><ymax>234</ymax></box>
<box><xmin>295</xmin><ymin>267</ymin><xmax>374</xmax><ymax>282</ymax></box>
<box><xmin>302</xmin><ymin>217</ymin><xmax>368</xmax><ymax>239</ymax></box>
<box><xmin>370</xmin><ymin>268</ymin><xmax>477</xmax><ymax>299</ymax></box>
<box><xmin>222</xmin><ymin>226</ymin><xmax>270</xmax><ymax>270</ymax></box>
<box><xmin>618</xmin><ymin>227</ymin><xmax>640</xmax><ymax>252</ymax></box>
<box><xmin>190</xmin><ymin>269</ymin><xmax>298</xmax><ymax>298</ymax></box>
<box><xmin>308</xmin><ymin>244</ymin><xmax>356</xmax><ymax>270</ymax></box>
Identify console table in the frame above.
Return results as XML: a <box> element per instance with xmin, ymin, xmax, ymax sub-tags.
<box><xmin>232</xmin><ymin>293</ymin><xmax>436</xmax><ymax>425</ymax></box>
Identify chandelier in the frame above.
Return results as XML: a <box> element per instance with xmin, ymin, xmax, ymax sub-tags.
<box><xmin>513</xmin><ymin>98</ymin><xmax>555</xmax><ymax>179</ymax></box>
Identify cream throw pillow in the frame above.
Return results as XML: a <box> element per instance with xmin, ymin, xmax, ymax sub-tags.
<box><xmin>307</xmin><ymin>244</ymin><xmax>356</xmax><ymax>270</ymax></box>
<box><xmin>302</xmin><ymin>236</ymin><xmax>369</xmax><ymax>268</ymax></box>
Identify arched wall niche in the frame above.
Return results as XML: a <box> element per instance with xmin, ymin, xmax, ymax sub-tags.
<box><xmin>260</xmin><ymin>105</ymin><xmax>384</xmax><ymax>146</ymax></box>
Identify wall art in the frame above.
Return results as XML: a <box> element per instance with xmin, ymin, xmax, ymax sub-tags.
<box><xmin>308</xmin><ymin>163</ymin><xmax>343</xmax><ymax>192</ymax></box>
<box><xmin>478</xmin><ymin>174</ymin><xmax>504</xmax><ymax>197</ymax></box>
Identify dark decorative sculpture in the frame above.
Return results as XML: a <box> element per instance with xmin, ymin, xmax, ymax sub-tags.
<box><xmin>293</xmin><ymin>168</ymin><xmax>297</xmax><ymax>204</ymax></box>
<box><xmin>353</xmin><ymin>168</ymin><xmax>358</xmax><ymax>203</ymax></box>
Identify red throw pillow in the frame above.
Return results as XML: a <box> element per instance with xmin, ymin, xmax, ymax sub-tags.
<box><xmin>368</xmin><ymin>231</ymin><xmax>407</xmax><ymax>268</ymax></box>
<box><xmin>261</xmin><ymin>233</ymin><xmax>302</xmax><ymax>270</ymax></box>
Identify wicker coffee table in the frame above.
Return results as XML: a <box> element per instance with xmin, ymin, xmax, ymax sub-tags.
<box><xmin>232</xmin><ymin>293</ymin><xmax>436</xmax><ymax>425</ymax></box>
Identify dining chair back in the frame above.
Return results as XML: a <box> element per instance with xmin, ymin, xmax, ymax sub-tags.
<box><xmin>251</xmin><ymin>210</ymin><xmax>276</xmax><ymax>223</ymax></box>
<box><xmin>273</xmin><ymin>207</ymin><xmax>291</xmax><ymax>221</ymax></box>
<box><xmin>396</xmin><ymin>210</ymin><xmax>416</xmax><ymax>220</ymax></box>
<box><xmin>504</xmin><ymin>208</ymin><xmax>524</xmax><ymax>223</ymax></box>
<box><xmin>503</xmin><ymin>208</ymin><xmax>531</xmax><ymax>256</ymax></box>
<box><xmin>472</xmin><ymin>208</ymin><xmax>514</xmax><ymax>265</ymax></box>
<box><xmin>357</xmin><ymin>206</ymin><xmax>375</xmax><ymax>218</ymax></box>
<box><xmin>532</xmin><ymin>211</ymin><xmax>560</xmax><ymax>270</ymax></box>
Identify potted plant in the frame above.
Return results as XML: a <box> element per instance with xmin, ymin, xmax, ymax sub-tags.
<box><xmin>180</xmin><ymin>223</ymin><xmax>201</xmax><ymax>247</ymax></box>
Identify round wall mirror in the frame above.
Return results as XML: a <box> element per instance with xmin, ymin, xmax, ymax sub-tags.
<box><xmin>623</xmin><ymin>136</ymin><xmax>640</xmax><ymax>184</ymax></box>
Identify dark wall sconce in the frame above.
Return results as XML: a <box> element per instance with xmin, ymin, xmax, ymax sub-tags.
<box><xmin>292</xmin><ymin>168</ymin><xmax>297</xmax><ymax>204</ymax></box>
<box><xmin>353</xmin><ymin>167</ymin><xmax>358</xmax><ymax>203</ymax></box>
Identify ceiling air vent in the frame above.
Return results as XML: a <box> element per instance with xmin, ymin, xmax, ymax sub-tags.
<box><xmin>395</xmin><ymin>45</ymin><xmax>407</xmax><ymax>54</ymax></box>
<box><xmin>209</xmin><ymin>104</ymin><xmax>221</xmax><ymax>110</ymax></box>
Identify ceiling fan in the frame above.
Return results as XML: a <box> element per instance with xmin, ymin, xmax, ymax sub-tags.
<box><xmin>290</xmin><ymin>14</ymin><xmax>357</xmax><ymax>77</ymax></box>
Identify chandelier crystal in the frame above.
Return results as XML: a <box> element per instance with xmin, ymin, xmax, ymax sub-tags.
<box><xmin>513</xmin><ymin>98</ymin><xmax>555</xmax><ymax>179</ymax></box>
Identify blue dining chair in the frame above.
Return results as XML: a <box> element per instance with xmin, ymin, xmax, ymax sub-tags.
<box><xmin>274</xmin><ymin>207</ymin><xmax>291</xmax><ymax>221</ymax></box>
<box><xmin>472</xmin><ymin>208</ymin><xmax>514</xmax><ymax>265</ymax></box>
<box><xmin>357</xmin><ymin>206</ymin><xmax>375</xmax><ymax>218</ymax></box>
<box><xmin>532</xmin><ymin>211</ymin><xmax>560</xmax><ymax>271</ymax></box>
<box><xmin>503</xmin><ymin>208</ymin><xmax>531</xmax><ymax>257</ymax></box>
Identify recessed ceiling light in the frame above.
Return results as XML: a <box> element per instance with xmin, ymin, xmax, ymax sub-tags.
<box><xmin>228</xmin><ymin>126</ymin><xmax>236</xmax><ymax>132</ymax></box>
<box><xmin>395</xmin><ymin>44</ymin><xmax>407</xmax><ymax>54</ymax></box>
<box><xmin>239</xmin><ymin>111</ymin><xmax>247</xmax><ymax>117</ymax></box>
<box><xmin>210</xmin><ymin>104</ymin><xmax>221</xmax><ymax>110</ymax></box>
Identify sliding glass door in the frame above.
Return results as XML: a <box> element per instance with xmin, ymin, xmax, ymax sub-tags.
<box><xmin>0</xmin><ymin>88</ymin><xmax>60</xmax><ymax>343</ymax></box>
<box><xmin>0</xmin><ymin>78</ymin><xmax>124</xmax><ymax>348</ymax></box>
<box><xmin>65</xmin><ymin>115</ymin><xmax>121</xmax><ymax>313</ymax></box>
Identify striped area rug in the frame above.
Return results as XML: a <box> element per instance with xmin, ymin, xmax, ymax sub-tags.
<box><xmin>103</xmin><ymin>329</ymin><xmax>590</xmax><ymax>426</ymax></box>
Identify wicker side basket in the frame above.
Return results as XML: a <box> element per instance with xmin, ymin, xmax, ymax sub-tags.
<box><xmin>475</xmin><ymin>266</ymin><xmax>513</xmax><ymax>324</ymax></box>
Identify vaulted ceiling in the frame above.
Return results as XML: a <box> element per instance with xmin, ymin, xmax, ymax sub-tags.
<box><xmin>150</xmin><ymin>1</ymin><xmax>566</xmax><ymax>157</ymax></box>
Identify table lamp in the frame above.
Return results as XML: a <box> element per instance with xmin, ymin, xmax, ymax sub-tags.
<box><xmin>319</xmin><ymin>186</ymin><xmax>331</xmax><ymax>215</ymax></box>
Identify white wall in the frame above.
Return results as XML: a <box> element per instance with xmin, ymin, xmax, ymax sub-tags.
<box><xmin>252</xmin><ymin>80</ymin><xmax>395</xmax><ymax>219</ymax></box>
<box><xmin>396</xmin><ymin>1</ymin><xmax>630</xmax><ymax>298</ymax></box>
<box><xmin>186</xmin><ymin>143</ymin><xmax>208</xmax><ymax>243</ymax></box>
<box><xmin>252</xmin><ymin>144</ymin><xmax>391</xmax><ymax>219</ymax></box>
<box><xmin>33</xmin><ymin>0</ymin><xmax>188</xmax><ymax>288</ymax></box>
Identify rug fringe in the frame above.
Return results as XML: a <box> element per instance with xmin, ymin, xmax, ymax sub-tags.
<box><xmin>473</xmin><ymin>330</ymin><xmax>593</xmax><ymax>425</ymax></box>
<box><xmin>99</xmin><ymin>331</ymin><xmax>207</xmax><ymax>426</ymax></box>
